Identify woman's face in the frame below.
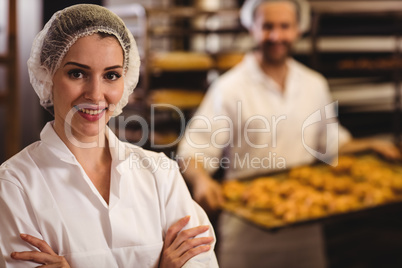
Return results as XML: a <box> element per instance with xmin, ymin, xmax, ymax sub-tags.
<box><xmin>52</xmin><ymin>34</ymin><xmax>124</xmax><ymax>142</ymax></box>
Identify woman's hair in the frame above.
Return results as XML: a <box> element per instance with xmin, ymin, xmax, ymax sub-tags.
<box><xmin>28</xmin><ymin>4</ymin><xmax>141</xmax><ymax>116</ymax></box>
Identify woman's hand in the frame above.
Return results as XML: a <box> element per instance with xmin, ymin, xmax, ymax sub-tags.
<box><xmin>159</xmin><ymin>216</ymin><xmax>214</xmax><ymax>268</ymax></box>
<box><xmin>11</xmin><ymin>234</ymin><xmax>70</xmax><ymax>268</ymax></box>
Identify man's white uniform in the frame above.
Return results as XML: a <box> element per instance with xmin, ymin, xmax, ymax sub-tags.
<box><xmin>178</xmin><ymin>53</ymin><xmax>351</xmax><ymax>268</ymax></box>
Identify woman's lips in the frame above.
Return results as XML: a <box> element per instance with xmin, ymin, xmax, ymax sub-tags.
<box><xmin>75</xmin><ymin>106</ymin><xmax>107</xmax><ymax>122</ymax></box>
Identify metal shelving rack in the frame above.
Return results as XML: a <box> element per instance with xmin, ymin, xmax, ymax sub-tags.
<box><xmin>0</xmin><ymin>0</ymin><xmax>20</xmax><ymax>159</ymax></box>
<box><xmin>109</xmin><ymin>4</ymin><xmax>241</xmax><ymax>92</ymax></box>
<box><xmin>308</xmin><ymin>1</ymin><xmax>402</xmax><ymax>146</ymax></box>
<box><xmin>108</xmin><ymin>4</ymin><xmax>244</xmax><ymax>154</ymax></box>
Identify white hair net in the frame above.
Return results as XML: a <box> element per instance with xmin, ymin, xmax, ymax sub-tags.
<box><xmin>27</xmin><ymin>4</ymin><xmax>140</xmax><ymax>116</ymax></box>
<box><xmin>240</xmin><ymin>0</ymin><xmax>311</xmax><ymax>33</ymax></box>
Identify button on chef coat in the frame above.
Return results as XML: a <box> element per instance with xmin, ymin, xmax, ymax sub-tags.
<box><xmin>0</xmin><ymin>122</ymin><xmax>218</xmax><ymax>268</ymax></box>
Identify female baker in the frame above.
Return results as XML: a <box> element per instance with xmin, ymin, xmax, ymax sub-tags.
<box><xmin>0</xmin><ymin>4</ymin><xmax>218</xmax><ymax>268</ymax></box>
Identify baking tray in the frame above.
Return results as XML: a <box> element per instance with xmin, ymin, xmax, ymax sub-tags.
<box><xmin>222</xmin><ymin>153</ymin><xmax>402</xmax><ymax>231</ymax></box>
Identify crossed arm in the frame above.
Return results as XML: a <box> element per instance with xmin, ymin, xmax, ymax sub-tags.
<box><xmin>10</xmin><ymin>216</ymin><xmax>213</xmax><ymax>268</ymax></box>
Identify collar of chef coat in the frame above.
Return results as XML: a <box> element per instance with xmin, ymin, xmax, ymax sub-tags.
<box><xmin>40</xmin><ymin>121</ymin><xmax>131</xmax><ymax>176</ymax></box>
<box><xmin>40</xmin><ymin>121</ymin><xmax>134</xmax><ymax>208</ymax></box>
<box><xmin>243</xmin><ymin>53</ymin><xmax>301</xmax><ymax>101</ymax></box>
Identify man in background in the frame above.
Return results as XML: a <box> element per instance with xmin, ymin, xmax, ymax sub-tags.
<box><xmin>177</xmin><ymin>0</ymin><xmax>400</xmax><ymax>267</ymax></box>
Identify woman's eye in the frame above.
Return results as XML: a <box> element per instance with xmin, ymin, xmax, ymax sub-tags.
<box><xmin>105</xmin><ymin>72</ymin><xmax>122</xmax><ymax>81</ymax></box>
<box><xmin>68</xmin><ymin>70</ymin><xmax>85</xmax><ymax>79</ymax></box>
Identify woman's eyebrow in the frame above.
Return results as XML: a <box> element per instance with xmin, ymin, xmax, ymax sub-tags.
<box><xmin>63</xmin><ymin>62</ymin><xmax>123</xmax><ymax>71</ymax></box>
<box><xmin>105</xmin><ymin>65</ymin><xmax>123</xmax><ymax>71</ymax></box>
<box><xmin>63</xmin><ymin>62</ymin><xmax>90</xmax><ymax>69</ymax></box>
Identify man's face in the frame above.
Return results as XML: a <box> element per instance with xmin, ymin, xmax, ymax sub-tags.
<box><xmin>251</xmin><ymin>1</ymin><xmax>299</xmax><ymax>65</ymax></box>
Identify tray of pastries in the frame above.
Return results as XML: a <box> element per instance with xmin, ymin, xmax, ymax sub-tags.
<box><xmin>222</xmin><ymin>154</ymin><xmax>402</xmax><ymax>230</ymax></box>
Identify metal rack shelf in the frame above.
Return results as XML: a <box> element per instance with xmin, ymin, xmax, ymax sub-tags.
<box><xmin>309</xmin><ymin>1</ymin><xmax>402</xmax><ymax>144</ymax></box>
<box><xmin>0</xmin><ymin>0</ymin><xmax>20</xmax><ymax>159</ymax></box>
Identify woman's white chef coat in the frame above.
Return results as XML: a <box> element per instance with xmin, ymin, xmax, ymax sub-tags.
<box><xmin>0</xmin><ymin>122</ymin><xmax>218</xmax><ymax>268</ymax></box>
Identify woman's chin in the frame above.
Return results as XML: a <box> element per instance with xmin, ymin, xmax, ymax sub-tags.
<box><xmin>65</xmin><ymin>122</ymin><xmax>107</xmax><ymax>144</ymax></box>
<box><xmin>79</xmin><ymin>125</ymin><xmax>105</xmax><ymax>138</ymax></box>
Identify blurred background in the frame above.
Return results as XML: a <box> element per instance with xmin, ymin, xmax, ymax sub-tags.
<box><xmin>1</xmin><ymin>0</ymin><xmax>401</xmax><ymax>161</ymax></box>
<box><xmin>0</xmin><ymin>0</ymin><xmax>402</xmax><ymax>267</ymax></box>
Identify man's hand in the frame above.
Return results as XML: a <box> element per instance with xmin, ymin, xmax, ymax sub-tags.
<box><xmin>340</xmin><ymin>138</ymin><xmax>401</xmax><ymax>161</ymax></box>
<box><xmin>370</xmin><ymin>139</ymin><xmax>401</xmax><ymax>160</ymax></box>
<box><xmin>192</xmin><ymin>176</ymin><xmax>224</xmax><ymax>215</ymax></box>
<box><xmin>159</xmin><ymin>216</ymin><xmax>214</xmax><ymax>268</ymax></box>
<box><xmin>11</xmin><ymin>234</ymin><xmax>70</xmax><ymax>267</ymax></box>
<box><xmin>178</xmin><ymin>158</ymin><xmax>224</xmax><ymax>215</ymax></box>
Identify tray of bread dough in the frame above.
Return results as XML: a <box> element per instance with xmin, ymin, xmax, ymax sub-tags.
<box><xmin>222</xmin><ymin>154</ymin><xmax>402</xmax><ymax>230</ymax></box>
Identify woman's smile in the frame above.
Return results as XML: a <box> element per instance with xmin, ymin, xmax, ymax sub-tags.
<box><xmin>76</xmin><ymin>106</ymin><xmax>107</xmax><ymax>122</ymax></box>
<box><xmin>74</xmin><ymin>103</ymin><xmax>108</xmax><ymax>122</ymax></box>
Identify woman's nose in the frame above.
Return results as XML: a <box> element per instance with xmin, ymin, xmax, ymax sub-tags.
<box><xmin>84</xmin><ymin>77</ymin><xmax>103</xmax><ymax>103</ymax></box>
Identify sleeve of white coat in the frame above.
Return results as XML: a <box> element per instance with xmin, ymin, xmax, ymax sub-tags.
<box><xmin>177</xmin><ymin>81</ymin><xmax>232</xmax><ymax>176</ymax></box>
<box><xmin>316</xmin><ymin>78</ymin><xmax>352</xmax><ymax>162</ymax></box>
<box><xmin>153</xmin><ymin>154</ymin><xmax>219</xmax><ymax>267</ymax></box>
<box><xmin>0</xmin><ymin>171</ymin><xmax>43</xmax><ymax>267</ymax></box>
